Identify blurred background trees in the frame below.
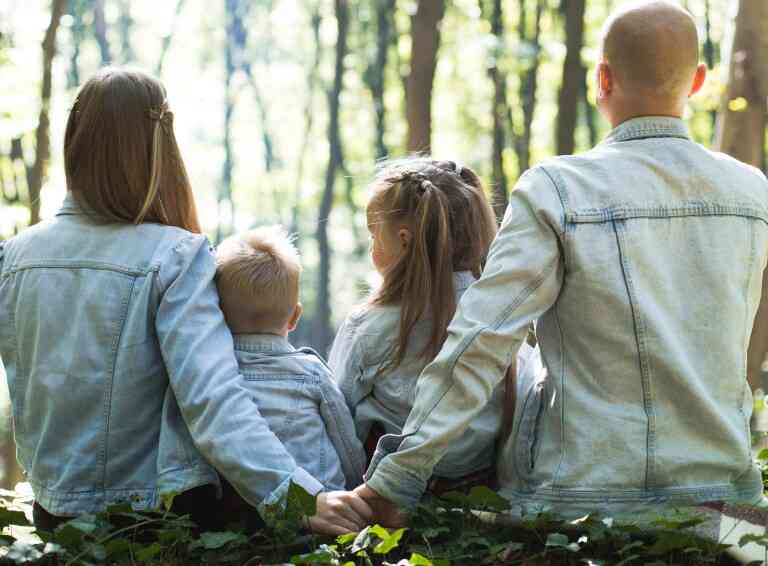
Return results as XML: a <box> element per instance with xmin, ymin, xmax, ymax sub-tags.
<box><xmin>0</xmin><ymin>0</ymin><xmax>766</xmax><ymax>485</ymax></box>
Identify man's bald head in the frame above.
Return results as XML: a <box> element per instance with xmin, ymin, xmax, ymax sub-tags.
<box><xmin>602</xmin><ymin>1</ymin><xmax>699</xmax><ymax>99</ymax></box>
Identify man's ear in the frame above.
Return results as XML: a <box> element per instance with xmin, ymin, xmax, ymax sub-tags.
<box><xmin>398</xmin><ymin>228</ymin><xmax>412</xmax><ymax>250</ymax></box>
<box><xmin>688</xmin><ymin>63</ymin><xmax>707</xmax><ymax>97</ymax></box>
<box><xmin>288</xmin><ymin>302</ymin><xmax>303</xmax><ymax>332</ymax></box>
<box><xmin>596</xmin><ymin>61</ymin><xmax>613</xmax><ymax>101</ymax></box>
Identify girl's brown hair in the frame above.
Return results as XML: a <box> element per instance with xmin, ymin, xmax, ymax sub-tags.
<box><xmin>64</xmin><ymin>67</ymin><xmax>201</xmax><ymax>233</ymax></box>
<box><xmin>368</xmin><ymin>157</ymin><xmax>497</xmax><ymax>373</ymax></box>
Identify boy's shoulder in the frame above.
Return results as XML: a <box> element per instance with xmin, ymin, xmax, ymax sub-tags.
<box><xmin>236</xmin><ymin>346</ymin><xmax>332</xmax><ymax>380</ymax></box>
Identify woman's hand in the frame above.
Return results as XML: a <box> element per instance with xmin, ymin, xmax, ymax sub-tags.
<box><xmin>353</xmin><ymin>484</ymin><xmax>406</xmax><ymax>528</ymax></box>
<box><xmin>307</xmin><ymin>491</ymin><xmax>374</xmax><ymax>535</ymax></box>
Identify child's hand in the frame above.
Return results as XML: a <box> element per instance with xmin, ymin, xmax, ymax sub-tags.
<box><xmin>308</xmin><ymin>491</ymin><xmax>374</xmax><ymax>535</ymax></box>
<box><xmin>353</xmin><ymin>484</ymin><xmax>406</xmax><ymax>528</ymax></box>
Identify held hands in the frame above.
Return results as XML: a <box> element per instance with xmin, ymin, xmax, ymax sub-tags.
<box><xmin>308</xmin><ymin>491</ymin><xmax>374</xmax><ymax>535</ymax></box>
<box><xmin>307</xmin><ymin>485</ymin><xmax>406</xmax><ymax>535</ymax></box>
<box><xmin>353</xmin><ymin>484</ymin><xmax>406</xmax><ymax>528</ymax></box>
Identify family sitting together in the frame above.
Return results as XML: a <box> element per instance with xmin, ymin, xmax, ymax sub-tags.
<box><xmin>1</xmin><ymin>0</ymin><xmax>768</xmax><ymax>538</ymax></box>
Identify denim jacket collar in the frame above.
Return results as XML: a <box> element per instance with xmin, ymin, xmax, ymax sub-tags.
<box><xmin>603</xmin><ymin>116</ymin><xmax>690</xmax><ymax>145</ymax></box>
<box><xmin>233</xmin><ymin>333</ymin><xmax>295</xmax><ymax>354</ymax></box>
<box><xmin>56</xmin><ymin>192</ymin><xmax>86</xmax><ymax>217</ymax></box>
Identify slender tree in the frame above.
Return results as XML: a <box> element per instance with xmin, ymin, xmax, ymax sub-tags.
<box><xmin>405</xmin><ymin>0</ymin><xmax>445</xmax><ymax>153</ymax></box>
<box><xmin>365</xmin><ymin>0</ymin><xmax>396</xmax><ymax>160</ymax></box>
<box><xmin>93</xmin><ymin>0</ymin><xmax>111</xmax><ymax>65</ymax></box>
<box><xmin>27</xmin><ymin>0</ymin><xmax>66</xmax><ymax>226</ymax></box>
<box><xmin>482</xmin><ymin>0</ymin><xmax>510</xmax><ymax>220</ymax></box>
<box><xmin>511</xmin><ymin>0</ymin><xmax>544</xmax><ymax>175</ymax></box>
<box><xmin>315</xmin><ymin>0</ymin><xmax>349</xmax><ymax>353</ymax></box>
<box><xmin>716</xmin><ymin>0</ymin><xmax>768</xmax><ymax>391</ymax></box>
<box><xmin>156</xmin><ymin>0</ymin><xmax>187</xmax><ymax>75</ymax></box>
<box><xmin>555</xmin><ymin>0</ymin><xmax>586</xmax><ymax>156</ymax></box>
<box><xmin>292</xmin><ymin>4</ymin><xmax>322</xmax><ymax>236</ymax></box>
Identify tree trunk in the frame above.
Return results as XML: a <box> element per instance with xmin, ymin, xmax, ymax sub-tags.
<box><xmin>27</xmin><ymin>0</ymin><xmax>66</xmax><ymax>226</ymax></box>
<box><xmin>216</xmin><ymin>0</ymin><xmax>238</xmax><ymax>244</ymax></box>
<box><xmin>511</xmin><ymin>0</ymin><xmax>543</xmax><ymax>176</ymax></box>
<box><xmin>483</xmin><ymin>0</ymin><xmax>509</xmax><ymax>220</ymax></box>
<box><xmin>405</xmin><ymin>0</ymin><xmax>445</xmax><ymax>153</ymax></box>
<box><xmin>292</xmin><ymin>4</ymin><xmax>322</xmax><ymax>237</ymax></box>
<box><xmin>366</xmin><ymin>0</ymin><xmax>396</xmax><ymax>160</ymax></box>
<box><xmin>555</xmin><ymin>0</ymin><xmax>585</xmax><ymax>156</ymax></box>
<box><xmin>116</xmin><ymin>0</ymin><xmax>134</xmax><ymax>62</ymax></box>
<box><xmin>716</xmin><ymin>0</ymin><xmax>768</xmax><ymax>391</ymax></box>
<box><xmin>315</xmin><ymin>0</ymin><xmax>349</xmax><ymax>354</ymax></box>
<box><xmin>66</xmin><ymin>0</ymin><xmax>87</xmax><ymax>89</ymax></box>
<box><xmin>156</xmin><ymin>0</ymin><xmax>187</xmax><ymax>75</ymax></box>
<box><xmin>93</xmin><ymin>0</ymin><xmax>111</xmax><ymax>65</ymax></box>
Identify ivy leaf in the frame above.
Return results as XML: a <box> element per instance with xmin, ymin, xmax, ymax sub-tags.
<box><xmin>286</xmin><ymin>482</ymin><xmax>317</xmax><ymax>519</ymax></box>
<box><xmin>373</xmin><ymin>527</ymin><xmax>407</xmax><ymax>554</ymax></box>
<box><xmin>88</xmin><ymin>543</ymin><xmax>107</xmax><ymax>561</ymax></box>
<box><xmin>65</xmin><ymin>513</ymin><xmax>100</xmax><ymax>534</ymax></box>
<box><xmin>408</xmin><ymin>553</ymin><xmax>434</xmax><ymax>566</ymax></box>
<box><xmin>291</xmin><ymin>545</ymin><xmax>339</xmax><ymax>564</ymax></box>
<box><xmin>103</xmin><ymin>538</ymin><xmax>130</xmax><ymax>558</ymax></box>
<box><xmin>0</xmin><ymin>507</ymin><xmax>29</xmax><ymax>528</ymax></box>
<box><xmin>42</xmin><ymin>542</ymin><xmax>64</xmax><ymax>556</ymax></box>
<box><xmin>545</xmin><ymin>532</ymin><xmax>570</xmax><ymax>548</ymax></box>
<box><xmin>135</xmin><ymin>542</ymin><xmax>163</xmax><ymax>561</ymax></box>
<box><xmin>5</xmin><ymin>541</ymin><xmax>44</xmax><ymax>563</ymax></box>
<box><xmin>192</xmin><ymin>531</ymin><xmax>248</xmax><ymax>550</ymax></box>
<box><xmin>161</xmin><ymin>491</ymin><xmax>179</xmax><ymax>512</ymax></box>
<box><xmin>739</xmin><ymin>533</ymin><xmax>768</xmax><ymax>547</ymax></box>
<box><xmin>757</xmin><ymin>448</ymin><xmax>768</xmax><ymax>461</ymax></box>
<box><xmin>465</xmin><ymin>486</ymin><xmax>510</xmax><ymax>511</ymax></box>
<box><xmin>336</xmin><ymin>532</ymin><xmax>357</xmax><ymax>545</ymax></box>
<box><xmin>53</xmin><ymin>524</ymin><xmax>86</xmax><ymax>548</ymax></box>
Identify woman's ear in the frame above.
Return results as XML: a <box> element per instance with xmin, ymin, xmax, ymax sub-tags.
<box><xmin>398</xmin><ymin>228</ymin><xmax>412</xmax><ymax>250</ymax></box>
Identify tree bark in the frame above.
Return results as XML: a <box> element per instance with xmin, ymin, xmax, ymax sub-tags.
<box><xmin>511</xmin><ymin>0</ymin><xmax>543</xmax><ymax>176</ymax></box>
<box><xmin>93</xmin><ymin>0</ymin><xmax>111</xmax><ymax>65</ymax></box>
<box><xmin>216</xmin><ymin>0</ymin><xmax>238</xmax><ymax>244</ymax></box>
<box><xmin>405</xmin><ymin>0</ymin><xmax>445</xmax><ymax>153</ymax></box>
<box><xmin>315</xmin><ymin>0</ymin><xmax>349</xmax><ymax>353</ymax></box>
<box><xmin>365</xmin><ymin>0</ymin><xmax>396</xmax><ymax>160</ymax></box>
<box><xmin>555</xmin><ymin>0</ymin><xmax>586</xmax><ymax>156</ymax></box>
<box><xmin>482</xmin><ymin>0</ymin><xmax>509</xmax><ymax>220</ymax></box>
<box><xmin>27</xmin><ymin>0</ymin><xmax>66</xmax><ymax>226</ymax></box>
<box><xmin>715</xmin><ymin>0</ymin><xmax>768</xmax><ymax>391</ymax></box>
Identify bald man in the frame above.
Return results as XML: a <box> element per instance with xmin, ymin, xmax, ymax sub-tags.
<box><xmin>352</xmin><ymin>0</ymin><xmax>768</xmax><ymax>523</ymax></box>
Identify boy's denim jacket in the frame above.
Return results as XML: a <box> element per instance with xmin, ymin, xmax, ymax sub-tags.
<box><xmin>232</xmin><ymin>334</ymin><xmax>365</xmax><ymax>490</ymax></box>
<box><xmin>0</xmin><ymin>193</ymin><xmax>325</xmax><ymax>516</ymax></box>
<box><xmin>328</xmin><ymin>272</ymin><xmax>505</xmax><ymax>478</ymax></box>
<box><xmin>365</xmin><ymin>117</ymin><xmax>768</xmax><ymax>516</ymax></box>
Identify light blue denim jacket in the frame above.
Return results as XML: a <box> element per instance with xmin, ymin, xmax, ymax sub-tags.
<box><xmin>328</xmin><ymin>272</ymin><xmax>505</xmax><ymax>478</ymax></box>
<box><xmin>232</xmin><ymin>334</ymin><xmax>365</xmax><ymax>490</ymax></box>
<box><xmin>366</xmin><ymin>117</ymin><xmax>768</xmax><ymax>517</ymax></box>
<box><xmin>0</xmin><ymin>193</ymin><xmax>324</xmax><ymax>516</ymax></box>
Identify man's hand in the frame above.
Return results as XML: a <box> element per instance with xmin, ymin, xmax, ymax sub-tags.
<box><xmin>353</xmin><ymin>484</ymin><xmax>406</xmax><ymax>528</ymax></box>
<box><xmin>307</xmin><ymin>491</ymin><xmax>374</xmax><ymax>535</ymax></box>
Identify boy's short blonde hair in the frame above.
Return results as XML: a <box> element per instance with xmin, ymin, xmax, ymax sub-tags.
<box><xmin>215</xmin><ymin>226</ymin><xmax>301</xmax><ymax>334</ymax></box>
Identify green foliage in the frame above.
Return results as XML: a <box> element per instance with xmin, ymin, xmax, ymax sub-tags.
<box><xmin>0</xmin><ymin>479</ymin><xmax>762</xmax><ymax>565</ymax></box>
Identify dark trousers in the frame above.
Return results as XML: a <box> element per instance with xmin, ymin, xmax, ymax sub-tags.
<box><xmin>33</xmin><ymin>480</ymin><xmax>263</xmax><ymax>533</ymax></box>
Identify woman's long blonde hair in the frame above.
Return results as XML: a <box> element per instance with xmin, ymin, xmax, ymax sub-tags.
<box><xmin>368</xmin><ymin>157</ymin><xmax>497</xmax><ymax>373</ymax></box>
<box><xmin>64</xmin><ymin>67</ymin><xmax>201</xmax><ymax>233</ymax></box>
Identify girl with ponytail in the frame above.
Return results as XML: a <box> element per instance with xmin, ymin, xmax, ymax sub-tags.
<box><xmin>329</xmin><ymin>157</ymin><xmax>504</xmax><ymax>488</ymax></box>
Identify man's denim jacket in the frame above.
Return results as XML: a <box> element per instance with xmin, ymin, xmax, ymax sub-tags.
<box><xmin>365</xmin><ymin>117</ymin><xmax>768</xmax><ymax>517</ymax></box>
<box><xmin>232</xmin><ymin>334</ymin><xmax>365</xmax><ymax>490</ymax></box>
<box><xmin>0</xmin><ymin>193</ymin><xmax>324</xmax><ymax>516</ymax></box>
<box><xmin>329</xmin><ymin>272</ymin><xmax>504</xmax><ymax>478</ymax></box>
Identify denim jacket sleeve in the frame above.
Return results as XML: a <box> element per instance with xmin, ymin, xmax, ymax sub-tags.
<box><xmin>365</xmin><ymin>168</ymin><xmax>565</xmax><ymax>509</ymax></box>
<box><xmin>316</xmin><ymin>370</ymin><xmax>367</xmax><ymax>489</ymax></box>
<box><xmin>328</xmin><ymin>315</ymin><xmax>374</xmax><ymax>410</ymax></box>
<box><xmin>156</xmin><ymin>235</ymin><xmax>324</xmax><ymax>513</ymax></box>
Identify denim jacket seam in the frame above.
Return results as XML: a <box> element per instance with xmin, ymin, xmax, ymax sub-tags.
<box><xmin>6</xmin><ymin>261</ymin><xmax>154</xmax><ymax>278</ymax></box>
<box><xmin>738</xmin><ymin>219</ymin><xmax>757</xmax><ymax>471</ymax></box>
<box><xmin>612</xmin><ymin>220</ymin><xmax>657</xmax><ymax>488</ymax></box>
<box><xmin>551</xmin><ymin>303</ymin><xmax>568</xmax><ymax>489</ymax></box>
<box><xmin>102</xmin><ymin>276</ymin><xmax>137</xmax><ymax>489</ymax></box>
<box><xmin>409</xmin><ymin>256</ymin><xmax>558</xmax><ymax>433</ymax></box>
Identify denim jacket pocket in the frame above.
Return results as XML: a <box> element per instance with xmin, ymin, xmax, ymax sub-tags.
<box><xmin>514</xmin><ymin>379</ymin><xmax>546</xmax><ymax>481</ymax></box>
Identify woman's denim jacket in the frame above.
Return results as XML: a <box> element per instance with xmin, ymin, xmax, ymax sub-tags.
<box><xmin>233</xmin><ymin>334</ymin><xmax>366</xmax><ymax>490</ymax></box>
<box><xmin>365</xmin><ymin>117</ymin><xmax>768</xmax><ymax>516</ymax></box>
<box><xmin>0</xmin><ymin>193</ymin><xmax>324</xmax><ymax>516</ymax></box>
<box><xmin>328</xmin><ymin>272</ymin><xmax>505</xmax><ymax>478</ymax></box>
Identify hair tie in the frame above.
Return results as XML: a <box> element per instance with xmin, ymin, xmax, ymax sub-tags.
<box><xmin>148</xmin><ymin>101</ymin><xmax>171</xmax><ymax>123</ymax></box>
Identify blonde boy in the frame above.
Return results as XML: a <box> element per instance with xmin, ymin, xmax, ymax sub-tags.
<box><xmin>215</xmin><ymin>227</ymin><xmax>365</xmax><ymax>491</ymax></box>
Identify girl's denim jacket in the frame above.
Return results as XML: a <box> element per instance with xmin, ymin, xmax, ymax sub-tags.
<box><xmin>0</xmin><ymin>193</ymin><xmax>324</xmax><ymax>517</ymax></box>
<box><xmin>232</xmin><ymin>334</ymin><xmax>366</xmax><ymax>490</ymax></box>
<box><xmin>365</xmin><ymin>117</ymin><xmax>768</xmax><ymax>517</ymax></box>
<box><xmin>328</xmin><ymin>272</ymin><xmax>505</xmax><ymax>478</ymax></box>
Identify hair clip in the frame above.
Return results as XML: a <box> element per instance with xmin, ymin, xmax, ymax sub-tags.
<box><xmin>148</xmin><ymin>100</ymin><xmax>170</xmax><ymax>122</ymax></box>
